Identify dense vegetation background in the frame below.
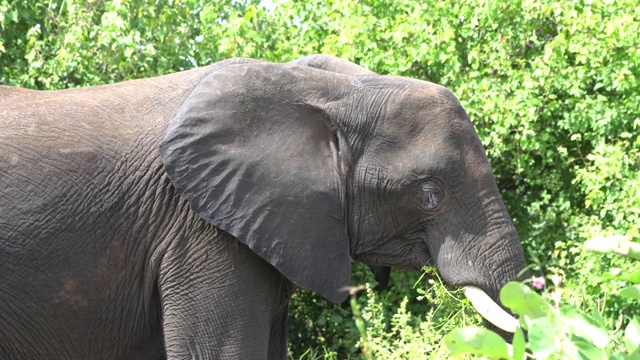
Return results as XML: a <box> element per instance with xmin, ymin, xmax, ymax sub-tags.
<box><xmin>1</xmin><ymin>0</ymin><xmax>638</xmax><ymax>358</ymax></box>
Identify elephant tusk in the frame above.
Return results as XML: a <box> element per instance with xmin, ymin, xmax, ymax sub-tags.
<box><xmin>462</xmin><ymin>286</ymin><xmax>519</xmax><ymax>333</ymax></box>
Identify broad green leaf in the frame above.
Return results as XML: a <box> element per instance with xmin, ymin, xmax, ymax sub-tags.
<box><xmin>500</xmin><ymin>282</ymin><xmax>550</xmax><ymax>328</ymax></box>
<box><xmin>603</xmin><ymin>268</ymin><xmax>640</xmax><ymax>284</ymax></box>
<box><xmin>560</xmin><ymin>306</ymin><xmax>609</xmax><ymax>349</ymax></box>
<box><xmin>444</xmin><ymin>326</ymin><xmax>509</xmax><ymax>359</ymax></box>
<box><xmin>572</xmin><ymin>337</ymin><xmax>605</xmax><ymax>360</ymax></box>
<box><xmin>619</xmin><ymin>285</ymin><xmax>640</xmax><ymax>300</ymax></box>
<box><xmin>512</xmin><ymin>326</ymin><xmax>526</xmax><ymax>360</ymax></box>
<box><xmin>608</xmin><ymin>352</ymin><xmax>629</xmax><ymax>360</ymax></box>
<box><xmin>528</xmin><ymin>317</ymin><xmax>562</xmax><ymax>359</ymax></box>
<box><xmin>625</xmin><ymin>317</ymin><xmax>640</xmax><ymax>353</ymax></box>
<box><xmin>589</xmin><ymin>308</ymin><xmax>607</xmax><ymax>329</ymax></box>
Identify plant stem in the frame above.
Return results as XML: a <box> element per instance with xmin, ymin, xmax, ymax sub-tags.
<box><xmin>348</xmin><ymin>285</ymin><xmax>372</xmax><ymax>360</ymax></box>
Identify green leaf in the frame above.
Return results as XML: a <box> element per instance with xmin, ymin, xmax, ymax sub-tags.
<box><xmin>589</xmin><ymin>307</ymin><xmax>607</xmax><ymax>329</ymax></box>
<box><xmin>603</xmin><ymin>268</ymin><xmax>640</xmax><ymax>284</ymax></box>
<box><xmin>625</xmin><ymin>317</ymin><xmax>640</xmax><ymax>353</ymax></box>
<box><xmin>444</xmin><ymin>326</ymin><xmax>509</xmax><ymax>359</ymax></box>
<box><xmin>528</xmin><ymin>317</ymin><xmax>561</xmax><ymax>359</ymax></box>
<box><xmin>330</xmin><ymin>315</ymin><xmax>343</xmax><ymax>324</ymax></box>
<box><xmin>608</xmin><ymin>352</ymin><xmax>630</xmax><ymax>360</ymax></box>
<box><xmin>619</xmin><ymin>285</ymin><xmax>640</xmax><ymax>300</ymax></box>
<box><xmin>560</xmin><ymin>306</ymin><xmax>610</xmax><ymax>349</ymax></box>
<box><xmin>609</xmin><ymin>352</ymin><xmax>630</xmax><ymax>360</ymax></box>
<box><xmin>500</xmin><ymin>282</ymin><xmax>550</xmax><ymax>328</ymax></box>
<box><xmin>572</xmin><ymin>337</ymin><xmax>605</xmax><ymax>360</ymax></box>
<box><xmin>512</xmin><ymin>326</ymin><xmax>526</xmax><ymax>360</ymax></box>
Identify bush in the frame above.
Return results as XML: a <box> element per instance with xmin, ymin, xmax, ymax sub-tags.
<box><xmin>446</xmin><ymin>236</ymin><xmax>640</xmax><ymax>359</ymax></box>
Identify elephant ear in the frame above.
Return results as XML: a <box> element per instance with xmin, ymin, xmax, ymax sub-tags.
<box><xmin>160</xmin><ymin>63</ymin><xmax>353</xmax><ymax>303</ymax></box>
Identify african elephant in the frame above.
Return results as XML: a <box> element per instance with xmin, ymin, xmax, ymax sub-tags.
<box><xmin>0</xmin><ymin>55</ymin><xmax>527</xmax><ymax>359</ymax></box>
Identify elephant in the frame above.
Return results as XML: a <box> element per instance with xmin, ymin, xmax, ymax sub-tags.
<box><xmin>0</xmin><ymin>55</ymin><xmax>528</xmax><ymax>359</ymax></box>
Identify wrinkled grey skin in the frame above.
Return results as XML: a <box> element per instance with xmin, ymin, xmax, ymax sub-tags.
<box><xmin>0</xmin><ymin>55</ymin><xmax>527</xmax><ymax>359</ymax></box>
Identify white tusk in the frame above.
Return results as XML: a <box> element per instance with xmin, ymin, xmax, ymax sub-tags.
<box><xmin>462</xmin><ymin>286</ymin><xmax>519</xmax><ymax>333</ymax></box>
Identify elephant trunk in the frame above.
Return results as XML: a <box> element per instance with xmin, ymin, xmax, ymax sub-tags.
<box><xmin>469</xmin><ymin>223</ymin><xmax>529</xmax><ymax>337</ymax></box>
<box><xmin>456</xmin><ymin>229</ymin><xmax>528</xmax><ymax>338</ymax></box>
<box><xmin>433</xmin><ymin>192</ymin><xmax>529</xmax><ymax>336</ymax></box>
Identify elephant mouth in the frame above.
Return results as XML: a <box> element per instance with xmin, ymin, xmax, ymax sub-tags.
<box><xmin>444</xmin><ymin>274</ymin><xmax>519</xmax><ymax>333</ymax></box>
<box><xmin>353</xmin><ymin>251</ymin><xmax>431</xmax><ymax>272</ymax></box>
<box><xmin>353</xmin><ymin>250</ymin><xmax>518</xmax><ymax>333</ymax></box>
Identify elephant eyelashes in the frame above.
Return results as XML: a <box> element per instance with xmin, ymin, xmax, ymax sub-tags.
<box><xmin>422</xmin><ymin>181</ymin><xmax>443</xmax><ymax>210</ymax></box>
<box><xmin>424</xmin><ymin>192</ymin><xmax>441</xmax><ymax>209</ymax></box>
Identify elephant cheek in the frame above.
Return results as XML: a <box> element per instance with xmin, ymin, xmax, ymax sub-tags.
<box><xmin>409</xmin><ymin>241</ymin><xmax>433</xmax><ymax>270</ymax></box>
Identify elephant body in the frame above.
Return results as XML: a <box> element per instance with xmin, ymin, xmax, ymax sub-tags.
<box><xmin>1</xmin><ymin>65</ymin><xmax>292</xmax><ymax>358</ymax></box>
<box><xmin>0</xmin><ymin>56</ymin><xmax>527</xmax><ymax>359</ymax></box>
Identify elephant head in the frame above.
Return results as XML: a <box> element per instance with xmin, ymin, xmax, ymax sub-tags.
<box><xmin>159</xmin><ymin>55</ymin><xmax>527</xmax><ymax>333</ymax></box>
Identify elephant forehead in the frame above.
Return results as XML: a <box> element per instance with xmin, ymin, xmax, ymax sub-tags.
<box><xmin>366</xmin><ymin>139</ymin><xmax>463</xmax><ymax>180</ymax></box>
<box><xmin>366</xmin><ymin>99</ymin><xmax>490</xmax><ymax>179</ymax></box>
<box><xmin>369</xmin><ymin>80</ymin><xmax>468</xmax><ymax>141</ymax></box>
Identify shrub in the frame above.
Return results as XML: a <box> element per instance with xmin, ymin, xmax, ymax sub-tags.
<box><xmin>446</xmin><ymin>236</ymin><xmax>640</xmax><ymax>359</ymax></box>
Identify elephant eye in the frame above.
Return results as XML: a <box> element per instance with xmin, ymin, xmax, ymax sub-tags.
<box><xmin>424</xmin><ymin>191</ymin><xmax>441</xmax><ymax>209</ymax></box>
<box><xmin>422</xmin><ymin>181</ymin><xmax>443</xmax><ymax>210</ymax></box>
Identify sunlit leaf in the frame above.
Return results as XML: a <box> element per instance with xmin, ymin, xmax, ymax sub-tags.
<box><xmin>500</xmin><ymin>282</ymin><xmax>550</xmax><ymax>328</ymax></box>
<box><xmin>512</xmin><ymin>326</ymin><xmax>527</xmax><ymax>360</ymax></box>
<box><xmin>625</xmin><ymin>317</ymin><xmax>640</xmax><ymax>353</ymax></box>
<box><xmin>528</xmin><ymin>317</ymin><xmax>562</xmax><ymax>359</ymax></box>
<box><xmin>619</xmin><ymin>285</ymin><xmax>640</xmax><ymax>300</ymax></box>
<box><xmin>603</xmin><ymin>268</ymin><xmax>640</xmax><ymax>284</ymax></box>
<box><xmin>560</xmin><ymin>306</ymin><xmax>609</xmax><ymax>349</ymax></box>
<box><xmin>572</xmin><ymin>337</ymin><xmax>605</xmax><ymax>360</ymax></box>
<box><xmin>444</xmin><ymin>326</ymin><xmax>509</xmax><ymax>359</ymax></box>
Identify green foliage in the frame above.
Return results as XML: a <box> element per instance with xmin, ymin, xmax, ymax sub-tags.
<box><xmin>2</xmin><ymin>0</ymin><xmax>639</xmax><ymax>358</ymax></box>
<box><xmin>447</xmin><ymin>237</ymin><xmax>640</xmax><ymax>359</ymax></box>
<box><xmin>360</xmin><ymin>267</ymin><xmax>483</xmax><ymax>359</ymax></box>
<box><xmin>288</xmin><ymin>265</ymin><xmax>486</xmax><ymax>359</ymax></box>
<box><xmin>445</xmin><ymin>326</ymin><xmax>511</xmax><ymax>359</ymax></box>
<box><xmin>0</xmin><ymin>0</ymin><xmax>264</xmax><ymax>88</ymax></box>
